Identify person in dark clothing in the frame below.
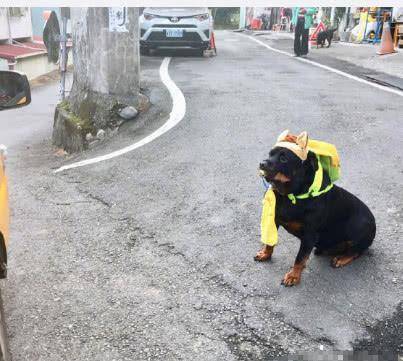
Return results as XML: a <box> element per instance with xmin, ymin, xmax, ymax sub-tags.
<box><xmin>291</xmin><ymin>7</ymin><xmax>317</xmax><ymax>57</ymax></box>
<box><xmin>294</xmin><ymin>15</ymin><xmax>309</xmax><ymax>56</ymax></box>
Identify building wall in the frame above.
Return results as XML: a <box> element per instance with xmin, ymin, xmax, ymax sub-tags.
<box><xmin>239</xmin><ymin>7</ymin><xmax>246</xmax><ymax>28</ymax></box>
<box><xmin>14</xmin><ymin>53</ymin><xmax>73</xmax><ymax>80</ymax></box>
<box><xmin>0</xmin><ymin>9</ymin><xmax>9</xmax><ymax>40</ymax></box>
<box><xmin>0</xmin><ymin>7</ymin><xmax>32</xmax><ymax>41</ymax></box>
<box><xmin>15</xmin><ymin>54</ymin><xmax>57</xmax><ymax>79</ymax></box>
<box><xmin>0</xmin><ymin>58</ymin><xmax>8</xmax><ymax>70</ymax></box>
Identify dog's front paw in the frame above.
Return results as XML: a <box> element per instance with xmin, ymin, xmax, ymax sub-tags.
<box><xmin>254</xmin><ymin>246</ymin><xmax>273</xmax><ymax>262</ymax></box>
<box><xmin>281</xmin><ymin>268</ymin><xmax>301</xmax><ymax>287</ymax></box>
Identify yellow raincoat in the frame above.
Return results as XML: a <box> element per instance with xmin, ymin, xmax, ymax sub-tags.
<box><xmin>260</xmin><ymin>139</ymin><xmax>340</xmax><ymax>246</ymax></box>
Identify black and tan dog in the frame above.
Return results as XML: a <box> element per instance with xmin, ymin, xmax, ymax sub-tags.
<box><xmin>317</xmin><ymin>28</ymin><xmax>337</xmax><ymax>48</ymax></box>
<box><xmin>255</xmin><ymin>131</ymin><xmax>376</xmax><ymax>286</ymax></box>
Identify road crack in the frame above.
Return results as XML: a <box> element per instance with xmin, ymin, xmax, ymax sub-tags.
<box><xmin>75</xmin><ymin>186</ymin><xmax>112</xmax><ymax>208</ymax></box>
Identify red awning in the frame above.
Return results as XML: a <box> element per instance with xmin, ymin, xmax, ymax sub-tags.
<box><xmin>0</xmin><ymin>42</ymin><xmax>46</xmax><ymax>61</ymax></box>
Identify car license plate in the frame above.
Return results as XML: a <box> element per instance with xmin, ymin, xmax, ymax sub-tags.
<box><xmin>166</xmin><ymin>29</ymin><xmax>183</xmax><ymax>38</ymax></box>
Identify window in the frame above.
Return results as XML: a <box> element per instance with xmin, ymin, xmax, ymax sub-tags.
<box><xmin>9</xmin><ymin>7</ymin><xmax>27</xmax><ymax>18</ymax></box>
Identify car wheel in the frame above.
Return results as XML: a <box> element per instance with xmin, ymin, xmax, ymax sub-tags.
<box><xmin>198</xmin><ymin>49</ymin><xmax>205</xmax><ymax>57</ymax></box>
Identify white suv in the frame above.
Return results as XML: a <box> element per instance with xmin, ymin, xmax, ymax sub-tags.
<box><xmin>139</xmin><ymin>7</ymin><xmax>213</xmax><ymax>55</ymax></box>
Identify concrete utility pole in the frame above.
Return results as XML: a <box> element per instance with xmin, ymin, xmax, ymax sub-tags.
<box><xmin>59</xmin><ymin>7</ymin><xmax>69</xmax><ymax>101</ymax></box>
<box><xmin>53</xmin><ymin>7</ymin><xmax>140</xmax><ymax>153</ymax></box>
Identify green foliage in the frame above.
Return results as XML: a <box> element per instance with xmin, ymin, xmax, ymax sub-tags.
<box><xmin>57</xmin><ymin>101</ymin><xmax>94</xmax><ymax>134</ymax></box>
<box><xmin>211</xmin><ymin>8</ymin><xmax>240</xmax><ymax>29</ymax></box>
<box><xmin>320</xmin><ymin>7</ymin><xmax>346</xmax><ymax>27</ymax></box>
<box><xmin>322</xmin><ymin>16</ymin><xmax>331</xmax><ymax>28</ymax></box>
<box><xmin>58</xmin><ymin>100</ymin><xmax>71</xmax><ymax>112</ymax></box>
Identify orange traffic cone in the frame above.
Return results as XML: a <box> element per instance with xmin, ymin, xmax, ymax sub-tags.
<box><xmin>377</xmin><ymin>22</ymin><xmax>396</xmax><ymax>55</ymax></box>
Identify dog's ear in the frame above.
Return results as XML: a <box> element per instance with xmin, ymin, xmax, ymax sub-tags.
<box><xmin>277</xmin><ymin>129</ymin><xmax>290</xmax><ymax>142</ymax></box>
<box><xmin>296</xmin><ymin>131</ymin><xmax>308</xmax><ymax>150</ymax></box>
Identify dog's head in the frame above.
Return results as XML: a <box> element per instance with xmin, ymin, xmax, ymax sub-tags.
<box><xmin>259</xmin><ymin>130</ymin><xmax>317</xmax><ymax>195</ymax></box>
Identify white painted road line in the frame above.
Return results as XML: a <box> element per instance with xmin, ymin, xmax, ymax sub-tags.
<box><xmin>55</xmin><ymin>57</ymin><xmax>186</xmax><ymax>173</ymax></box>
<box><xmin>245</xmin><ymin>34</ymin><xmax>403</xmax><ymax>98</ymax></box>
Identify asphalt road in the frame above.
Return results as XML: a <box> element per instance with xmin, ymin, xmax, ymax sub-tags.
<box><xmin>255</xmin><ymin>31</ymin><xmax>403</xmax><ymax>91</ymax></box>
<box><xmin>0</xmin><ymin>30</ymin><xmax>402</xmax><ymax>360</ymax></box>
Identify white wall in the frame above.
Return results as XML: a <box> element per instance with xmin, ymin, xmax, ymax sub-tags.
<box><xmin>15</xmin><ymin>53</ymin><xmax>73</xmax><ymax>80</ymax></box>
<box><xmin>0</xmin><ymin>7</ymin><xmax>32</xmax><ymax>41</ymax></box>
<box><xmin>0</xmin><ymin>8</ymin><xmax>10</xmax><ymax>41</ymax></box>
<box><xmin>0</xmin><ymin>58</ymin><xmax>8</xmax><ymax>70</ymax></box>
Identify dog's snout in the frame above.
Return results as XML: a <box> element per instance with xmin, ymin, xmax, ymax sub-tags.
<box><xmin>260</xmin><ymin>160</ymin><xmax>273</xmax><ymax>170</ymax></box>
